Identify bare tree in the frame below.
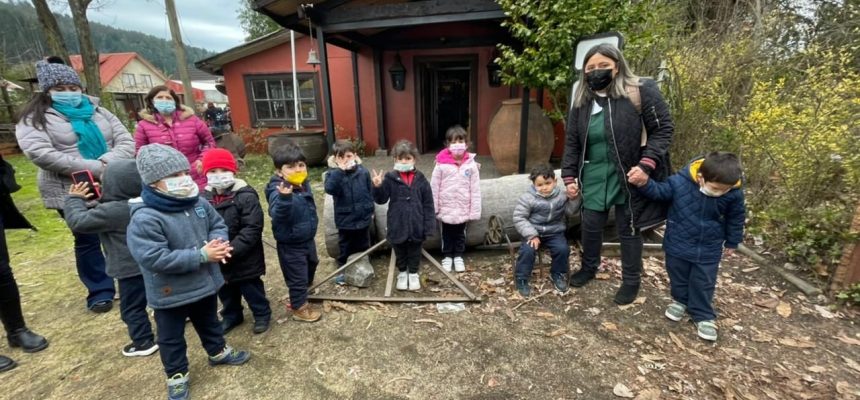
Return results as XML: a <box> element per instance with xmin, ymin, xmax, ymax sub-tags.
<box><xmin>31</xmin><ymin>0</ymin><xmax>70</xmax><ymax>64</ymax></box>
<box><xmin>67</xmin><ymin>0</ymin><xmax>100</xmax><ymax>96</ymax></box>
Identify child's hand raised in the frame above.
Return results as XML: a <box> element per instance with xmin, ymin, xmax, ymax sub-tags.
<box><xmin>277</xmin><ymin>182</ymin><xmax>293</xmax><ymax>195</ymax></box>
<box><xmin>528</xmin><ymin>237</ymin><xmax>541</xmax><ymax>250</ymax></box>
<box><xmin>68</xmin><ymin>182</ymin><xmax>93</xmax><ymax>199</ymax></box>
<box><xmin>371</xmin><ymin>169</ymin><xmax>384</xmax><ymax>187</ymax></box>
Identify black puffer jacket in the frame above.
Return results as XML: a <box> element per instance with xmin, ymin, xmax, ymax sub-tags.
<box><xmin>0</xmin><ymin>154</ymin><xmax>33</xmax><ymax>231</ymax></box>
<box><xmin>562</xmin><ymin>78</ymin><xmax>674</xmax><ymax>229</ymax></box>
<box><xmin>373</xmin><ymin>170</ymin><xmax>436</xmax><ymax>245</ymax></box>
<box><xmin>202</xmin><ymin>179</ymin><xmax>266</xmax><ymax>282</ymax></box>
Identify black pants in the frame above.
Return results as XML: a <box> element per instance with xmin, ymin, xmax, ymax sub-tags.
<box><xmin>118</xmin><ymin>275</ymin><xmax>154</xmax><ymax>346</ymax></box>
<box><xmin>153</xmin><ymin>294</ymin><xmax>225</xmax><ymax>377</ymax></box>
<box><xmin>218</xmin><ymin>277</ymin><xmax>272</xmax><ymax>324</ymax></box>
<box><xmin>0</xmin><ymin>213</ymin><xmax>25</xmax><ymax>334</ymax></box>
<box><xmin>337</xmin><ymin>227</ymin><xmax>371</xmax><ymax>266</ymax></box>
<box><xmin>276</xmin><ymin>240</ymin><xmax>319</xmax><ymax>310</ymax></box>
<box><xmin>392</xmin><ymin>240</ymin><xmax>422</xmax><ymax>273</ymax></box>
<box><xmin>440</xmin><ymin>223</ymin><xmax>466</xmax><ymax>258</ymax></box>
<box><xmin>56</xmin><ymin>210</ymin><xmax>115</xmax><ymax>307</ymax></box>
<box><xmin>580</xmin><ymin>207</ymin><xmax>643</xmax><ymax>285</ymax></box>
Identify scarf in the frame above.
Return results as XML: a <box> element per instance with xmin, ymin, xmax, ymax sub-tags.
<box><xmin>141</xmin><ymin>184</ymin><xmax>199</xmax><ymax>213</ymax></box>
<box><xmin>52</xmin><ymin>97</ymin><xmax>108</xmax><ymax>160</ymax></box>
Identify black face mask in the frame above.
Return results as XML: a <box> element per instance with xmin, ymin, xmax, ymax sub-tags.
<box><xmin>585</xmin><ymin>68</ymin><xmax>614</xmax><ymax>91</ymax></box>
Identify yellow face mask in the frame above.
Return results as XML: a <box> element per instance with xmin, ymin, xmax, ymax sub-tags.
<box><xmin>285</xmin><ymin>170</ymin><xmax>308</xmax><ymax>186</ymax></box>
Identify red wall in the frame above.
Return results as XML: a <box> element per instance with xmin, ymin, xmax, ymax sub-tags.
<box><xmin>380</xmin><ymin>46</ymin><xmax>510</xmax><ymax>156</ymax></box>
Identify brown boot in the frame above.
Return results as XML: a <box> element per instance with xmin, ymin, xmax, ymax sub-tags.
<box><xmin>291</xmin><ymin>303</ymin><xmax>321</xmax><ymax>322</ymax></box>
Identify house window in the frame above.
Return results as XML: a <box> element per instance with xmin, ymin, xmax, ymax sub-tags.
<box><xmin>122</xmin><ymin>73</ymin><xmax>136</xmax><ymax>89</ymax></box>
<box><xmin>140</xmin><ymin>74</ymin><xmax>153</xmax><ymax>88</ymax></box>
<box><xmin>244</xmin><ymin>73</ymin><xmax>321</xmax><ymax>126</ymax></box>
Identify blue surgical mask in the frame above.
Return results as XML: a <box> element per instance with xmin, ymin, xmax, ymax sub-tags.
<box><xmin>50</xmin><ymin>91</ymin><xmax>83</xmax><ymax>108</ymax></box>
<box><xmin>154</xmin><ymin>100</ymin><xmax>177</xmax><ymax>114</ymax></box>
<box><xmin>394</xmin><ymin>162</ymin><xmax>414</xmax><ymax>172</ymax></box>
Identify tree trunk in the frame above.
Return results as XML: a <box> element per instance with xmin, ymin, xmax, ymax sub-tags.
<box><xmin>832</xmin><ymin>201</ymin><xmax>860</xmax><ymax>293</ymax></box>
<box><xmin>165</xmin><ymin>0</ymin><xmax>195</xmax><ymax>109</ymax></box>
<box><xmin>68</xmin><ymin>0</ymin><xmax>100</xmax><ymax>97</ymax></box>
<box><xmin>31</xmin><ymin>0</ymin><xmax>70</xmax><ymax>64</ymax></box>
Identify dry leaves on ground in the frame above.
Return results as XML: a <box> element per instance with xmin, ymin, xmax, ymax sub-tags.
<box><xmin>613</xmin><ymin>383</ymin><xmax>635</xmax><ymax>398</ymax></box>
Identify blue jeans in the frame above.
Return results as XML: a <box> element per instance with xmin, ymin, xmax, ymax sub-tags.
<box><xmin>58</xmin><ymin>210</ymin><xmax>115</xmax><ymax>307</ymax></box>
<box><xmin>153</xmin><ymin>294</ymin><xmax>225</xmax><ymax>377</ymax></box>
<box><xmin>665</xmin><ymin>254</ymin><xmax>719</xmax><ymax>322</ymax></box>
<box><xmin>218</xmin><ymin>277</ymin><xmax>272</xmax><ymax>324</ymax></box>
<box><xmin>515</xmin><ymin>233</ymin><xmax>570</xmax><ymax>280</ymax></box>
<box><xmin>118</xmin><ymin>275</ymin><xmax>154</xmax><ymax>345</ymax></box>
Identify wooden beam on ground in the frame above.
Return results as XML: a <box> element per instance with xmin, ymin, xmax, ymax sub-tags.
<box><xmin>384</xmin><ymin>249</ymin><xmax>396</xmax><ymax>297</ymax></box>
<box><xmin>421</xmin><ymin>249</ymin><xmax>480</xmax><ymax>301</ymax></box>
<box><xmin>307</xmin><ymin>295</ymin><xmax>477</xmax><ymax>303</ymax></box>
<box><xmin>309</xmin><ymin>239</ymin><xmax>388</xmax><ymax>292</ymax></box>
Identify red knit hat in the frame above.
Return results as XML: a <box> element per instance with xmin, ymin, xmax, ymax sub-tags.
<box><xmin>201</xmin><ymin>148</ymin><xmax>237</xmax><ymax>174</ymax></box>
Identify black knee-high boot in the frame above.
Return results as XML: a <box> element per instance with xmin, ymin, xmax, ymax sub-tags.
<box><xmin>0</xmin><ymin>273</ymin><xmax>48</xmax><ymax>353</ymax></box>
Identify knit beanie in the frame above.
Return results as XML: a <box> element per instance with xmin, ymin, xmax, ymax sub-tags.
<box><xmin>35</xmin><ymin>59</ymin><xmax>82</xmax><ymax>92</ymax></box>
<box><xmin>201</xmin><ymin>148</ymin><xmax>237</xmax><ymax>174</ymax></box>
<box><xmin>136</xmin><ymin>144</ymin><xmax>190</xmax><ymax>184</ymax></box>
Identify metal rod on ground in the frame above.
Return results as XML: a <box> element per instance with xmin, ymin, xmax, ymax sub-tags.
<box><xmin>384</xmin><ymin>249</ymin><xmax>396</xmax><ymax>297</ymax></box>
<box><xmin>307</xmin><ymin>295</ymin><xmax>476</xmax><ymax>303</ymax></box>
<box><xmin>421</xmin><ymin>249</ymin><xmax>480</xmax><ymax>301</ymax></box>
<box><xmin>737</xmin><ymin>244</ymin><xmax>822</xmax><ymax>296</ymax></box>
<box><xmin>308</xmin><ymin>239</ymin><xmax>389</xmax><ymax>292</ymax></box>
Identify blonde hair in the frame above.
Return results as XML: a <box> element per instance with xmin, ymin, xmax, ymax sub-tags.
<box><xmin>572</xmin><ymin>44</ymin><xmax>641</xmax><ymax>109</ymax></box>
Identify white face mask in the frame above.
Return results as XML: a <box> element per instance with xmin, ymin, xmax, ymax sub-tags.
<box><xmin>698</xmin><ymin>178</ymin><xmax>729</xmax><ymax>197</ymax></box>
<box><xmin>206</xmin><ymin>171</ymin><xmax>235</xmax><ymax>190</ymax></box>
<box><xmin>161</xmin><ymin>175</ymin><xmax>198</xmax><ymax>198</ymax></box>
<box><xmin>449</xmin><ymin>143</ymin><xmax>467</xmax><ymax>156</ymax></box>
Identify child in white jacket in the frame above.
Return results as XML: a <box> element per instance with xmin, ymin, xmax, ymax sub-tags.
<box><xmin>430</xmin><ymin>125</ymin><xmax>481</xmax><ymax>272</ymax></box>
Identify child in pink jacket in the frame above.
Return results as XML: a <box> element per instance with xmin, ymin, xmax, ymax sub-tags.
<box><xmin>430</xmin><ymin>125</ymin><xmax>481</xmax><ymax>272</ymax></box>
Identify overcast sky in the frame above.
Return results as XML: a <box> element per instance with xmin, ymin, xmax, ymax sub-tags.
<box><xmin>9</xmin><ymin>0</ymin><xmax>248</xmax><ymax>52</ymax></box>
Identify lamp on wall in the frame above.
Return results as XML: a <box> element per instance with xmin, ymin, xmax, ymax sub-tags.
<box><xmin>389</xmin><ymin>53</ymin><xmax>406</xmax><ymax>91</ymax></box>
<box><xmin>486</xmin><ymin>50</ymin><xmax>502</xmax><ymax>87</ymax></box>
<box><xmin>307</xmin><ymin>49</ymin><xmax>321</xmax><ymax>66</ymax></box>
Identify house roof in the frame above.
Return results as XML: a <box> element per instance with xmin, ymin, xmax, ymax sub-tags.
<box><xmin>69</xmin><ymin>52</ymin><xmax>169</xmax><ymax>86</ymax></box>
<box><xmin>195</xmin><ymin>29</ymin><xmax>300</xmax><ymax>75</ymax></box>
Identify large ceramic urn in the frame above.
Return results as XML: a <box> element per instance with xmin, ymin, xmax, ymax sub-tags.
<box><xmin>487</xmin><ymin>98</ymin><xmax>554</xmax><ymax>175</ymax></box>
<box><xmin>266</xmin><ymin>129</ymin><xmax>328</xmax><ymax>166</ymax></box>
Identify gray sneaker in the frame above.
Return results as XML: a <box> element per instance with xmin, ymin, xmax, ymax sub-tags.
<box><xmin>664</xmin><ymin>301</ymin><xmax>686</xmax><ymax>322</ymax></box>
<box><xmin>696</xmin><ymin>320</ymin><xmax>718</xmax><ymax>341</ymax></box>
<box><xmin>167</xmin><ymin>372</ymin><xmax>189</xmax><ymax>400</ymax></box>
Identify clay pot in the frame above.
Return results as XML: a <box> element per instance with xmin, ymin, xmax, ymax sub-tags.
<box><xmin>487</xmin><ymin>99</ymin><xmax>554</xmax><ymax>175</ymax></box>
<box><xmin>266</xmin><ymin>129</ymin><xmax>328</xmax><ymax>166</ymax></box>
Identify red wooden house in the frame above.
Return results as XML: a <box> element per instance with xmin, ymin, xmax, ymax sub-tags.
<box><xmin>196</xmin><ymin>0</ymin><xmax>562</xmax><ymax>160</ymax></box>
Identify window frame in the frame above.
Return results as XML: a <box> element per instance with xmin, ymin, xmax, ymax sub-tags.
<box><xmin>140</xmin><ymin>74</ymin><xmax>153</xmax><ymax>89</ymax></box>
<box><xmin>121</xmin><ymin>73</ymin><xmax>136</xmax><ymax>89</ymax></box>
<box><xmin>243</xmin><ymin>72</ymin><xmax>323</xmax><ymax>128</ymax></box>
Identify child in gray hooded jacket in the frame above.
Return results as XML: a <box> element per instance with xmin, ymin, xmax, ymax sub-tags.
<box><xmin>64</xmin><ymin>159</ymin><xmax>158</xmax><ymax>358</ymax></box>
<box><xmin>127</xmin><ymin>143</ymin><xmax>249</xmax><ymax>400</ymax></box>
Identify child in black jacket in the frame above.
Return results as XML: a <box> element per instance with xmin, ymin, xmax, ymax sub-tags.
<box><xmin>371</xmin><ymin>140</ymin><xmax>435</xmax><ymax>291</ymax></box>
<box><xmin>201</xmin><ymin>149</ymin><xmax>271</xmax><ymax>335</ymax></box>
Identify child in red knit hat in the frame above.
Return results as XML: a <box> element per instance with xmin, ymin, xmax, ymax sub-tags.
<box><xmin>200</xmin><ymin>148</ymin><xmax>272</xmax><ymax>334</ymax></box>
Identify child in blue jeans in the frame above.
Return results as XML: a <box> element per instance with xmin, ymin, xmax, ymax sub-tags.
<box><xmin>633</xmin><ymin>152</ymin><xmax>745</xmax><ymax>341</ymax></box>
<box><xmin>512</xmin><ymin>164</ymin><xmax>570</xmax><ymax>297</ymax></box>
<box><xmin>127</xmin><ymin>144</ymin><xmax>250</xmax><ymax>400</ymax></box>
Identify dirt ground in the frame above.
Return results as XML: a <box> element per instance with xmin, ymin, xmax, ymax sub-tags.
<box><xmin>3</xmin><ymin>159</ymin><xmax>859</xmax><ymax>400</ymax></box>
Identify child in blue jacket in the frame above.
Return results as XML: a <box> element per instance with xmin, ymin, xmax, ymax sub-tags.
<box><xmin>127</xmin><ymin>144</ymin><xmax>250</xmax><ymax>400</ymax></box>
<box><xmin>324</xmin><ymin>140</ymin><xmax>374</xmax><ymax>285</ymax></box>
<box><xmin>633</xmin><ymin>151</ymin><xmax>745</xmax><ymax>342</ymax></box>
<box><xmin>265</xmin><ymin>142</ymin><xmax>321</xmax><ymax>323</ymax></box>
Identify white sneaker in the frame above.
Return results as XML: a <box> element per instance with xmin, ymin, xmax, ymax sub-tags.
<box><xmin>408</xmin><ymin>273</ymin><xmax>421</xmax><ymax>291</ymax></box>
<box><xmin>441</xmin><ymin>257</ymin><xmax>453</xmax><ymax>272</ymax></box>
<box><xmin>453</xmin><ymin>257</ymin><xmax>466</xmax><ymax>272</ymax></box>
<box><xmin>396</xmin><ymin>272</ymin><xmax>408</xmax><ymax>291</ymax></box>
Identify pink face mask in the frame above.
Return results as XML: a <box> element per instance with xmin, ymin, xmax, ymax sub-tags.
<box><xmin>449</xmin><ymin>143</ymin><xmax>467</xmax><ymax>156</ymax></box>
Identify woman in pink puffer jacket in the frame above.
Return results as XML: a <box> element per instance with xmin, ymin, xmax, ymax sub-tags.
<box><xmin>430</xmin><ymin>126</ymin><xmax>481</xmax><ymax>273</ymax></box>
<box><xmin>134</xmin><ymin>85</ymin><xmax>215</xmax><ymax>189</ymax></box>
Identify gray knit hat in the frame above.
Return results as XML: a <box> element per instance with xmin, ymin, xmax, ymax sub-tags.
<box><xmin>35</xmin><ymin>59</ymin><xmax>82</xmax><ymax>92</ymax></box>
<box><xmin>136</xmin><ymin>144</ymin><xmax>190</xmax><ymax>184</ymax></box>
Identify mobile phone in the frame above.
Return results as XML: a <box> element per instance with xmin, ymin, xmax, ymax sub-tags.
<box><xmin>71</xmin><ymin>170</ymin><xmax>101</xmax><ymax>199</ymax></box>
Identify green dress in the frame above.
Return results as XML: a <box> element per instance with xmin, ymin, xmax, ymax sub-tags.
<box><xmin>581</xmin><ymin>108</ymin><xmax>626</xmax><ymax>212</ymax></box>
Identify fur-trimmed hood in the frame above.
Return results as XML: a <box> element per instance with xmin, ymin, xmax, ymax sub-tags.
<box><xmin>138</xmin><ymin>105</ymin><xmax>196</xmax><ymax>124</ymax></box>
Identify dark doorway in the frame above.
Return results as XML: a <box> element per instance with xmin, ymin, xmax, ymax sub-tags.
<box><xmin>415</xmin><ymin>56</ymin><xmax>477</xmax><ymax>153</ymax></box>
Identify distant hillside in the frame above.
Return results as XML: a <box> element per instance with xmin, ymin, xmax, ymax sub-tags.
<box><xmin>0</xmin><ymin>0</ymin><xmax>215</xmax><ymax>76</ymax></box>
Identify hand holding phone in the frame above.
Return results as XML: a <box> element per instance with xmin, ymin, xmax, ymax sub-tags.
<box><xmin>71</xmin><ymin>170</ymin><xmax>101</xmax><ymax>199</ymax></box>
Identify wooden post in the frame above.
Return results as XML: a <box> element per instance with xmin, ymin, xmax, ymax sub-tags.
<box><xmin>0</xmin><ymin>82</ymin><xmax>14</xmax><ymax>122</ymax></box>
<box><xmin>517</xmin><ymin>87</ymin><xmax>530</xmax><ymax>174</ymax></box>
<box><xmin>316</xmin><ymin>24</ymin><xmax>336</xmax><ymax>149</ymax></box>
<box><xmin>832</xmin><ymin>202</ymin><xmax>860</xmax><ymax>293</ymax></box>
<box><xmin>165</xmin><ymin>0</ymin><xmax>196</xmax><ymax>109</ymax></box>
